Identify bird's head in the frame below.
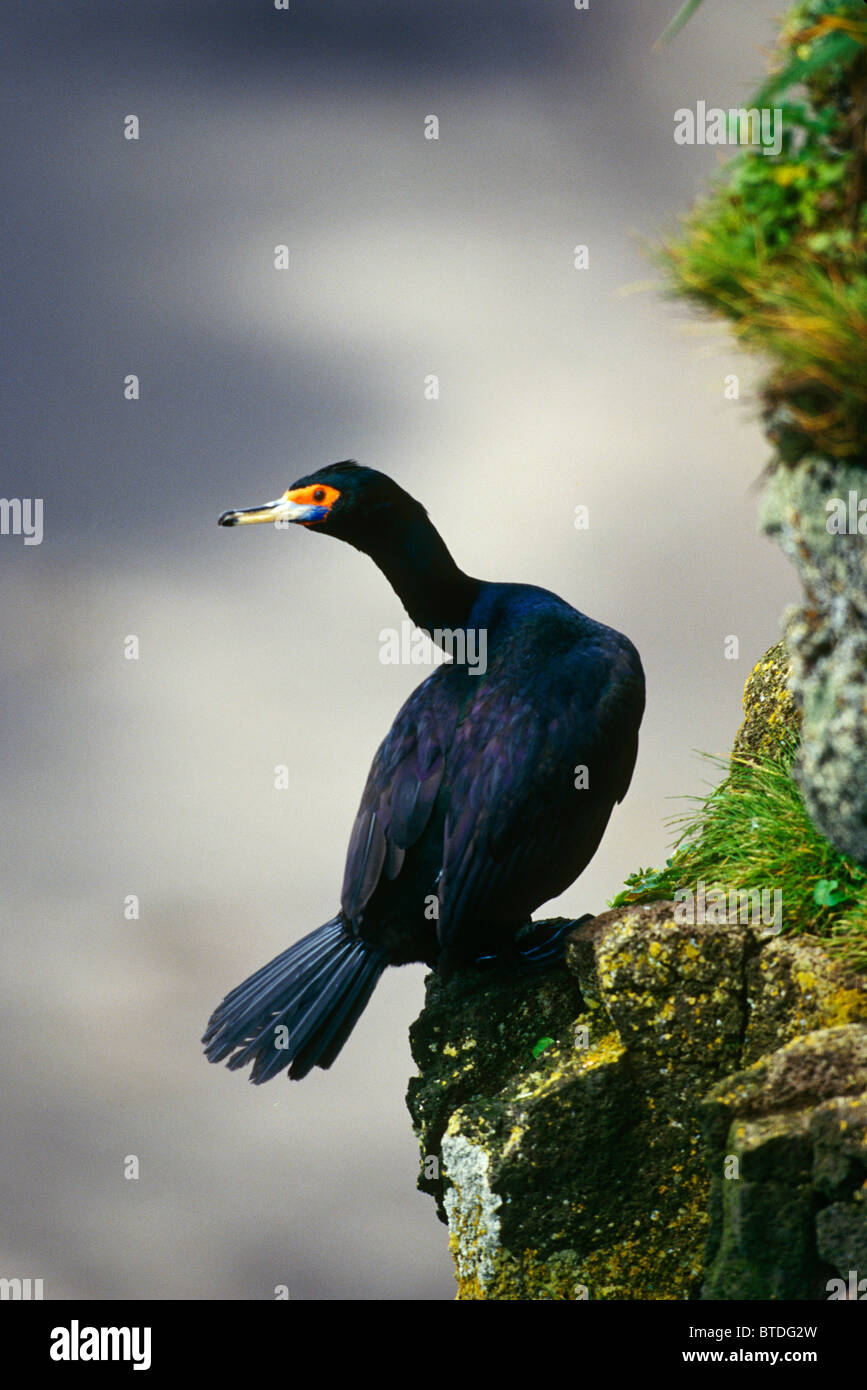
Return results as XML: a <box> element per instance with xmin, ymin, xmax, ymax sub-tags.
<box><xmin>218</xmin><ymin>460</ymin><xmax>425</xmax><ymax>546</ymax></box>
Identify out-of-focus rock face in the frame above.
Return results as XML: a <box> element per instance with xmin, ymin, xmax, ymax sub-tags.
<box><xmin>701</xmin><ymin>1025</ymin><xmax>867</xmax><ymax>1299</ymax></box>
<box><xmin>407</xmin><ymin>905</ymin><xmax>867</xmax><ymax>1300</ymax></box>
<box><xmin>761</xmin><ymin>457</ymin><xmax>867</xmax><ymax>867</ymax></box>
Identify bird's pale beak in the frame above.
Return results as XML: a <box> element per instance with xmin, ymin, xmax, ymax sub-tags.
<box><xmin>218</xmin><ymin>492</ymin><xmax>330</xmax><ymax>528</ymax></box>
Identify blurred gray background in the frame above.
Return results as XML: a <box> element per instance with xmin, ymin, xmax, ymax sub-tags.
<box><xmin>2</xmin><ymin>0</ymin><xmax>793</xmax><ymax>1299</ymax></box>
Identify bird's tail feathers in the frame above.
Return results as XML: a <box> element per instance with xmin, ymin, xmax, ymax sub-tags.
<box><xmin>202</xmin><ymin>915</ymin><xmax>387</xmax><ymax>1082</ymax></box>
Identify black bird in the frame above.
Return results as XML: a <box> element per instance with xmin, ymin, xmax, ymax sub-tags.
<box><xmin>203</xmin><ymin>462</ymin><xmax>644</xmax><ymax>1082</ymax></box>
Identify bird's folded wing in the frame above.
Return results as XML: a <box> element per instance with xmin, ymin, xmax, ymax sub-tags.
<box><xmin>340</xmin><ymin>641</ymin><xmax>644</xmax><ymax>947</ymax></box>
<box><xmin>340</xmin><ymin>673</ymin><xmax>446</xmax><ymax>923</ymax></box>
<box><xmin>437</xmin><ymin>644</ymin><xmax>644</xmax><ymax>946</ymax></box>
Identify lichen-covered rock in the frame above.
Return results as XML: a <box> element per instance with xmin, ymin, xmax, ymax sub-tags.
<box><xmin>408</xmin><ymin>907</ymin><xmax>867</xmax><ymax>1300</ymax></box>
<box><xmin>732</xmin><ymin>641</ymin><xmax>801</xmax><ymax>763</ymax></box>
<box><xmin>743</xmin><ymin>934</ymin><xmax>867</xmax><ymax>1064</ymax></box>
<box><xmin>700</xmin><ymin>1026</ymin><xmax>867</xmax><ymax>1300</ymax></box>
<box><xmin>760</xmin><ymin>456</ymin><xmax>867</xmax><ymax>866</ymax></box>
<box><xmin>406</xmin><ymin>957</ymin><xmax>582</xmax><ymax>1213</ymax></box>
<box><xmin>583</xmin><ymin>905</ymin><xmax>749</xmax><ymax>1085</ymax></box>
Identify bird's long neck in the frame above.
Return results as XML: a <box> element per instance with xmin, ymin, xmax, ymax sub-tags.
<box><xmin>362</xmin><ymin>510</ymin><xmax>481</xmax><ymax>637</ymax></box>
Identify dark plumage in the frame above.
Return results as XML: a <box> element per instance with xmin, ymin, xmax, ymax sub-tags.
<box><xmin>203</xmin><ymin>462</ymin><xmax>644</xmax><ymax>1081</ymax></box>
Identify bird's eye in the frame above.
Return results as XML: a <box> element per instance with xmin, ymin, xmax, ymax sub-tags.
<box><xmin>313</xmin><ymin>488</ymin><xmax>326</xmax><ymax>503</ymax></box>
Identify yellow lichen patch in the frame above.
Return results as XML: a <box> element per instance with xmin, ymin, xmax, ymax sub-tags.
<box><xmin>455</xmin><ymin>1247</ymin><xmax>582</xmax><ymax>1301</ymax></box>
<box><xmin>732</xmin><ymin>642</ymin><xmax>800</xmax><ymax>763</ymax></box>
<box><xmin>512</xmin><ymin>1030</ymin><xmax>626</xmax><ymax>1110</ymax></box>
<box><xmin>502</xmin><ymin>1122</ymin><xmax>527</xmax><ymax>1161</ymax></box>
<box><xmin>570</xmin><ymin>1177</ymin><xmax>709</xmax><ymax>1301</ymax></box>
<box><xmin>812</xmin><ymin>980</ymin><xmax>867</xmax><ymax>1028</ymax></box>
<box><xmin>454</xmin><ymin>1230</ymin><xmax>709</xmax><ymax>1302</ymax></box>
<box><xmin>744</xmin><ymin>941</ymin><xmax>867</xmax><ymax>1062</ymax></box>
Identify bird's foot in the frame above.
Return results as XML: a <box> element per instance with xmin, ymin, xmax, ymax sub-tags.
<box><xmin>474</xmin><ymin>915</ymin><xmax>593</xmax><ymax>975</ymax></box>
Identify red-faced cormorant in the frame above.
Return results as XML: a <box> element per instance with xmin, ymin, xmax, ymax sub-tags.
<box><xmin>203</xmin><ymin>462</ymin><xmax>644</xmax><ymax>1081</ymax></box>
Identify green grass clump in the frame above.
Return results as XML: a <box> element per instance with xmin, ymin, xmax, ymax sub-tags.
<box><xmin>610</xmin><ymin>747</ymin><xmax>867</xmax><ymax>973</ymax></box>
<box><xmin>656</xmin><ymin>0</ymin><xmax>867</xmax><ymax>465</ymax></box>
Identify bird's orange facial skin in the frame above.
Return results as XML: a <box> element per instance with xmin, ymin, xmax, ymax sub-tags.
<box><xmin>285</xmin><ymin>483</ymin><xmax>341</xmax><ymax>522</ymax></box>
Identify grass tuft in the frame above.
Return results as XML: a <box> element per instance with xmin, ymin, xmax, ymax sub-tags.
<box><xmin>610</xmin><ymin>745</ymin><xmax>867</xmax><ymax>973</ymax></box>
<box><xmin>655</xmin><ymin>0</ymin><xmax>867</xmax><ymax>465</ymax></box>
